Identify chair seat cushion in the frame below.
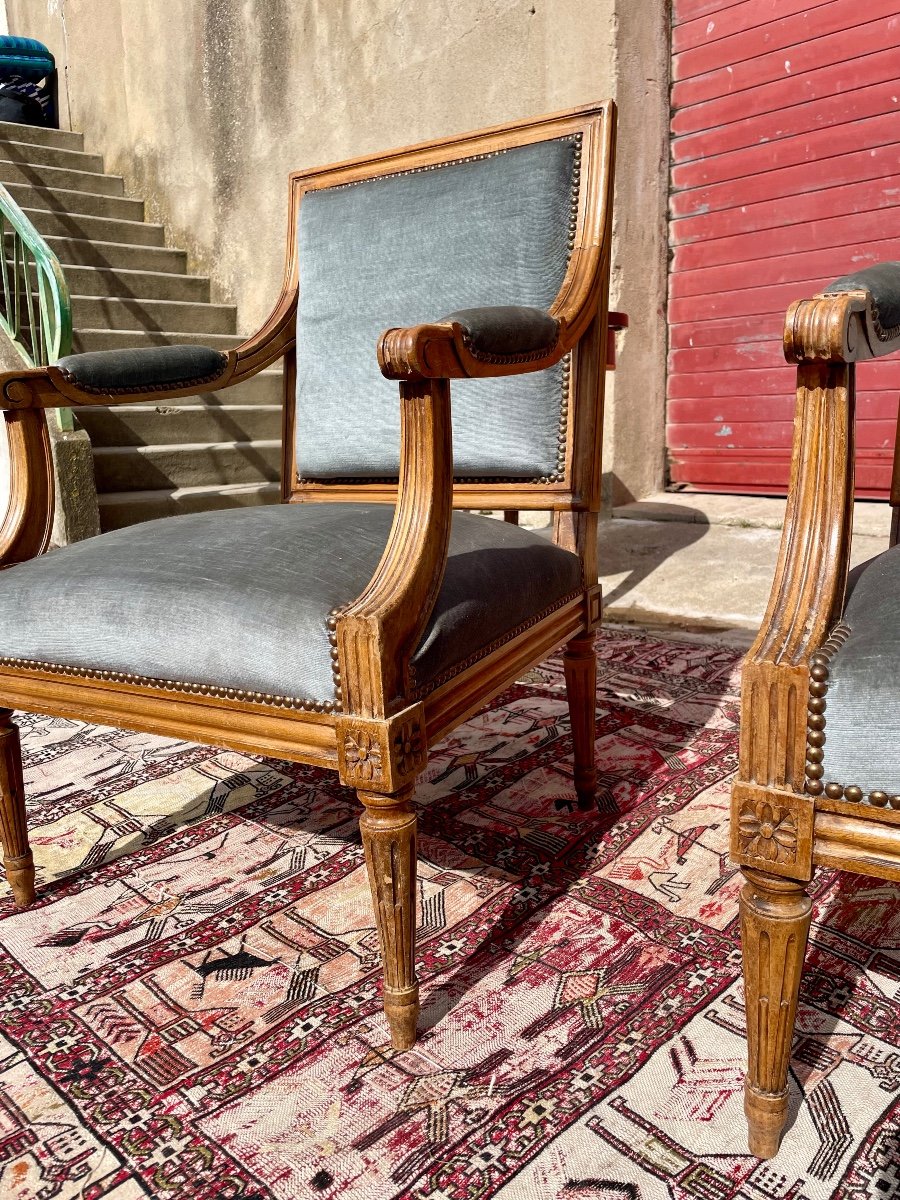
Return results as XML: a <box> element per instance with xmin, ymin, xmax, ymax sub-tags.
<box><xmin>0</xmin><ymin>504</ymin><xmax>582</xmax><ymax>711</ymax></box>
<box><xmin>817</xmin><ymin>545</ymin><xmax>900</xmax><ymax>798</ymax></box>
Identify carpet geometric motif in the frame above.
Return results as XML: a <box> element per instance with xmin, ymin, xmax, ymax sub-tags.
<box><xmin>0</xmin><ymin>629</ymin><xmax>897</xmax><ymax>1199</ymax></box>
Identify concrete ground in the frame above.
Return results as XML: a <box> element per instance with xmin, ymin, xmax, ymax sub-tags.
<box><xmin>596</xmin><ymin>492</ymin><xmax>892</xmax><ymax>635</ymax></box>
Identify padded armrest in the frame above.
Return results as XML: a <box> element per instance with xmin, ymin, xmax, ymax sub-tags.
<box><xmin>440</xmin><ymin>306</ymin><xmax>560</xmax><ymax>359</ymax></box>
<box><xmin>825</xmin><ymin>261</ymin><xmax>900</xmax><ymax>332</ymax></box>
<box><xmin>56</xmin><ymin>345</ymin><xmax>229</xmax><ymax>395</ymax></box>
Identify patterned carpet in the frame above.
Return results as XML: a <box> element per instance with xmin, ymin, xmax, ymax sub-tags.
<box><xmin>0</xmin><ymin>628</ymin><xmax>897</xmax><ymax>1200</ymax></box>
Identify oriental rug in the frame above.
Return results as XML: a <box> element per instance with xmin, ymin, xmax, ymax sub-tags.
<box><xmin>0</xmin><ymin>628</ymin><xmax>897</xmax><ymax>1199</ymax></box>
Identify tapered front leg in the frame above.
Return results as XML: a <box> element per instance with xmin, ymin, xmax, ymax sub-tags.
<box><xmin>563</xmin><ymin>633</ymin><xmax>598</xmax><ymax>810</ymax></box>
<box><xmin>0</xmin><ymin>709</ymin><xmax>34</xmax><ymax>908</ymax></box>
<box><xmin>740</xmin><ymin>867</ymin><xmax>812</xmax><ymax>1158</ymax></box>
<box><xmin>359</xmin><ymin>784</ymin><xmax>419</xmax><ymax>1049</ymax></box>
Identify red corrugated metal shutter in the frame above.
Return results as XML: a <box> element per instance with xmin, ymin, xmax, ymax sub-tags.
<box><xmin>668</xmin><ymin>0</ymin><xmax>900</xmax><ymax>498</ymax></box>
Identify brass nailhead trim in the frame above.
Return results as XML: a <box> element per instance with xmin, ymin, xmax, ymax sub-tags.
<box><xmin>805</xmin><ymin>623</ymin><xmax>900</xmax><ymax>808</ymax></box>
<box><xmin>327</xmin><ymin>605</ymin><xmax>348</xmax><ymax>711</ymax></box>
<box><xmin>822</xmin><ymin>287</ymin><xmax>900</xmax><ymax>345</ymax></box>
<box><xmin>456</xmin><ymin>328</ymin><xmax>561</xmax><ymax>367</ymax></box>
<box><xmin>0</xmin><ymin>656</ymin><xmax>336</xmax><ymax>714</ymax></box>
<box><xmin>870</xmin><ymin>308</ymin><xmax>900</xmax><ymax>343</ymax></box>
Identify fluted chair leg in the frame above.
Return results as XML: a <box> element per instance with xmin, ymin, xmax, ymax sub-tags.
<box><xmin>0</xmin><ymin>709</ymin><xmax>34</xmax><ymax>908</ymax></box>
<box><xmin>740</xmin><ymin>867</ymin><xmax>812</xmax><ymax>1158</ymax></box>
<box><xmin>563</xmin><ymin>633</ymin><xmax>598</xmax><ymax>809</ymax></box>
<box><xmin>359</xmin><ymin>784</ymin><xmax>419</xmax><ymax>1049</ymax></box>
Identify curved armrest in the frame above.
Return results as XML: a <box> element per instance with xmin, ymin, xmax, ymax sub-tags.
<box><xmin>0</xmin><ymin>288</ymin><xmax>297</xmax><ymax>565</ymax></box>
<box><xmin>786</xmin><ymin>260</ymin><xmax>900</xmax><ymax>364</ymax></box>
<box><xmin>378</xmin><ymin>304</ymin><xmax>567</xmax><ymax>382</ymax></box>
<box><xmin>55</xmin><ymin>345</ymin><xmax>229</xmax><ymax>395</ymax></box>
<box><xmin>0</xmin><ymin>285</ymin><xmax>297</xmax><ymax>411</ymax></box>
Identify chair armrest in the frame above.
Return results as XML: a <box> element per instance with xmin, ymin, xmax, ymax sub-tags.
<box><xmin>378</xmin><ymin>304</ymin><xmax>566</xmax><ymax>381</ymax></box>
<box><xmin>54</xmin><ymin>345</ymin><xmax>229</xmax><ymax>395</ymax></box>
<box><xmin>786</xmin><ymin>260</ymin><xmax>900</xmax><ymax>364</ymax></box>
<box><xmin>0</xmin><ymin>284</ymin><xmax>298</xmax><ymax>411</ymax></box>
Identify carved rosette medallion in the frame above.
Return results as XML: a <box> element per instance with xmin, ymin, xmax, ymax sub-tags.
<box><xmin>342</xmin><ymin>730</ymin><xmax>383</xmax><ymax>783</ymax></box>
<box><xmin>394</xmin><ymin>720</ymin><xmax>425</xmax><ymax>777</ymax></box>
<box><xmin>336</xmin><ymin>704</ymin><xmax>427</xmax><ymax>793</ymax></box>
<box><xmin>738</xmin><ymin>799</ymin><xmax>798</xmax><ymax>865</ymax></box>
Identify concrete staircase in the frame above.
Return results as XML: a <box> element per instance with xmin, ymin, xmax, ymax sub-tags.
<box><xmin>0</xmin><ymin>120</ymin><xmax>281</xmax><ymax>530</ymax></box>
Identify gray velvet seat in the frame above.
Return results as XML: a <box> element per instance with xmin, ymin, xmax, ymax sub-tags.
<box><xmin>816</xmin><ymin>546</ymin><xmax>900</xmax><ymax>799</ymax></box>
<box><xmin>0</xmin><ymin>504</ymin><xmax>582</xmax><ymax>710</ymax></box>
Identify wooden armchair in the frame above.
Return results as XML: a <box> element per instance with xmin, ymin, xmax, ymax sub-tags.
<box><xmin>732</xmin><ymin>262</ymin><xmax>900</xmax><ymax>1157</ymax></box>
<box><xmin>0</xmin><ymin>102</ymin><xmax>620</xmax><ymax>1051</ymax></box>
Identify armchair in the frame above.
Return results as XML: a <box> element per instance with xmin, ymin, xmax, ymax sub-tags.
<box><xmin>0</xmin><ymin>103</ymin><xmax>620</xmax><ymax>1052</ymax></box>
<box><xmin>732</xmin><ymin>261</ymin><xmax>900</xmax><ymax>1157</ymax></box>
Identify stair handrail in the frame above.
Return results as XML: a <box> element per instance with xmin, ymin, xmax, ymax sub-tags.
<box><xmin>0</xmin><ymin>179</ymin><xmax>73</xmax><ymax>430</ymax></box>
<box><xmin>0</xmin><ymin>179</ymin><xmax>72</xmax><ymax>368</ymax></box>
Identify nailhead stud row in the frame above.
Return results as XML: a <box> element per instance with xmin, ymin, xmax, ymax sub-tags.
<box><xmin>805</xmin><ymin>624</ymin><xmax>899</xmax><ymax>806</ymax></box>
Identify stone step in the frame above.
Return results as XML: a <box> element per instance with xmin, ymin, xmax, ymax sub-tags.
<box><xmin>0</xmin><ymin>137</ymin><xmax>103</xmax><ymax>173</ymax></box>
<box><xmin>92</xmin><ymin>439</ymin><xmax>282</xmax><ymax>491</ymax></box>
<box><xmin>59</xmin><ymin>264</ymin><xmax>210</xmax><ymax>302</ymax></box>
<box><xmin>71</xmin><ymin>295</ymin><xmax>237</xmax><ymax>335</ymax></box>
<box><xmin>0</xmin><ymin>158</ymin><xmax>123</xmax><ymax>195</ymax></box>
<box><xmin>73</xmin><ymin>328</ymin><xmax>242</xmax><ymax>353</ymax></box>
<box><xmin>42</xmin><ymin>235</ymin><xmax>187</xmax><ymax>273</ymax></box>
<box><xmin>77</xmin><ymin>403</ymin><xmax>283</xmax><ymax>447</ymax></box>
<box><xmin>98</xmin><ymin>481</ymin><xmax>280</xmax><ymax>530</ymax></box>
<box><xmin>0</xmin><ymin>120</ymin><xmax>84</xmax><ymax>152</ymax></box>
<box><xmin>5</xmin><ymin>180</ymin><xmax>143</xmax><ymax>221</ymax></box>
<box><xmin>20</xmin><ymin>206</ymin><xmax>164</xmax><ymax>246</ymax></box>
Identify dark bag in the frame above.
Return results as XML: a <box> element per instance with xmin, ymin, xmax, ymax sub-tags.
<box><xmin>0</xmin><ymin>81</ymin><xmax>47</xmax><ymax>126</ymax></box>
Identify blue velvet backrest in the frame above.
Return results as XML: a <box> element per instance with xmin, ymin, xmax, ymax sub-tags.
<box><xmin>294</xmin><ymin>135</ymin><xmax>580</xmax><ymax>481</ymax></box>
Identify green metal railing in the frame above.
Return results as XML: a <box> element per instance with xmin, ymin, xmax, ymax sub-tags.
<box><xmin>0</xmin><ymin>181</ymin><xmax>73</xmax><ymax>427</ymax></box>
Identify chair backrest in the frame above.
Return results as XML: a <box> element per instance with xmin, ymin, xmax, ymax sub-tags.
<box><xmin>280</xmin><ymin>102</ymin><xmax>615</xmax><ymax>511</ymax></box>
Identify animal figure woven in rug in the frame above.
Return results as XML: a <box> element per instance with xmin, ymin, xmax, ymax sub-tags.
<box><xmin>0</xmin><ymin>629</ymin><xmax>897</xmax><ymax>1199</ymax></box>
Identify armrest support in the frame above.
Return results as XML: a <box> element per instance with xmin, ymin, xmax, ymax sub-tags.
<box><xmin>335</xmin><ymin>377</ymin><xmax>453</xmax><ymax>718</ymax></box>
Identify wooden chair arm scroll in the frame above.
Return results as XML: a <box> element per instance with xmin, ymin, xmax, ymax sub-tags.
<box><xmin>739</xmin><ymin>265</ymin><xmax>900</xmax><ymax>810</ymax></box>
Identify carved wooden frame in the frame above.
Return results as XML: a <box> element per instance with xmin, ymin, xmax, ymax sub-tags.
<box><xmin>0</xmin><ymin>101</ymin><xmax>619</xmax><ymax>1051</ymax></box>
<box><xmin>732</xmin><ymin>282</ymin><xmax>900</xmax><ymax>1159</ymax></box>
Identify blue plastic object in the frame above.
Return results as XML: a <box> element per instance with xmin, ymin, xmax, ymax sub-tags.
<box><xmin>0</xmin><ymin>36</ymin><xmax>54</xmax><ymax>81</ymax></box>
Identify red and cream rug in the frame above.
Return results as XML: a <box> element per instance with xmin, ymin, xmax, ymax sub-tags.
<box><xmin>0</xmin><ymin>629</ymin><xmax>897</xmax><ymax>1199</ymax></box>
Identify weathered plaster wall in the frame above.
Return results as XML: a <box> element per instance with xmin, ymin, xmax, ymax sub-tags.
<box><xmin>10</xmin><ymin>0</ymin><xmax>668</xmax><ymax>502</ymax></box>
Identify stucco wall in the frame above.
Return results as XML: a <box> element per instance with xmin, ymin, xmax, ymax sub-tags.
<box><xmin>9</xmin><ymin>0</ymin><xmax>668</xmax><ymax>503</ymax></box>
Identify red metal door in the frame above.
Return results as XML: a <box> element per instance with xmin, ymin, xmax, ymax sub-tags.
<box><xmin>668</xmin><ymin>0</ymin><xmax>900</xmax><ymax>497</ymax></box>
